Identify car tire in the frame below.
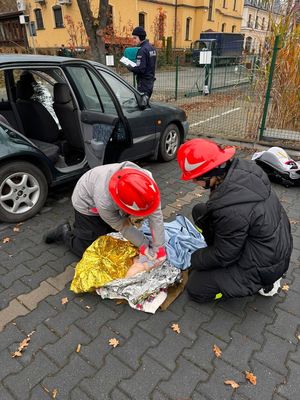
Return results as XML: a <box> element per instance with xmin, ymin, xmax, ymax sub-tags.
<box><xmin>158</xmin><ymin>123</ymin><xmax>180</xmax><ymax>162</ymax></box>
<box><xmin>0</xmin><ymin>161</ymin><xmax>48</xmax><ymax>223</ymax></box>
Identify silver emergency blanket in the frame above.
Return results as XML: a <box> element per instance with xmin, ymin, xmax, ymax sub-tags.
<box><xmin>96</xmin><ymin>260</ymin><xmax>181</xmax><ymax>312</ymax></box>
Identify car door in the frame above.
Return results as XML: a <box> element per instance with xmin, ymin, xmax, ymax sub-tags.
<box><xmin>97</xmin><ymin>68</ymin><xmax>157</xmax><ymax>161</ymax></box>
<box><xmin>65</xmin><ymin>65</ymin><xmax>131</xmax><ymax>168</ymax></box>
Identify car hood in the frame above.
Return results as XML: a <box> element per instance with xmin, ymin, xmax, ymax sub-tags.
<box><xmin>149</xmin><ymin>101</ymin><xmax>186</xmax><ymax>119</ymax></box>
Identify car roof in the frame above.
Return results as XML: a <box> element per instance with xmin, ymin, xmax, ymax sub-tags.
<box><xmin>0</xmin><ymin>54</ymin><xmax>110</xmax><ymax>70</ymax></box>
<box><xmin>0</xmin><ymin>54</ymin><xmax>74</xmax><ymax>64</ymax></box>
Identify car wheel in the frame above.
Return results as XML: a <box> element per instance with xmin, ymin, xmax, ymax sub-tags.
<box><xmin>158</xmin><ymin>123</ymin><xmax>180</xmax><ymax>162</ymax></box>
<box><xmin>0</xmin><ymin>161</ymin><xmax>48</xmax><ymax>223</ymax></box>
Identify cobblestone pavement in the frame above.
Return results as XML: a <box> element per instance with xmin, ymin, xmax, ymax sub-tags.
<box><xmin>0</xmin><ymin>155</ymin><xmax>300</xmax><ymax>400</ymax></box>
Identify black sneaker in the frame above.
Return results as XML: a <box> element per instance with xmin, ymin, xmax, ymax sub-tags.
<box><xmin>44</xmin><ymin>221</ymin><xmax>71</xmax><ymax>244</ymax></box>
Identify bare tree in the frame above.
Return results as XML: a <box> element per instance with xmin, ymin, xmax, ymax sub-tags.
<box><xmin>77</xmin><ymin>0</ymin><xmax>109</xmax><ymax>63</ymax></box>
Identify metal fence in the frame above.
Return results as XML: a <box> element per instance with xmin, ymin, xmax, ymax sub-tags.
<box><xmin>116</xmin><ymin>41</ymin><xmax>300</xmax><ymax>149</ymax></box>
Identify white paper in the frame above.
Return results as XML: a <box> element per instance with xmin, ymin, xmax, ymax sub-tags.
<box><xmin>120</xmin><ymin>56</ymin><xmax>137</xmax><ymax>68</ymax></box>
<box><xmin>199</xmin><ymin>50</ymin><xmax>212</xmax><ymax>65</ymax></box>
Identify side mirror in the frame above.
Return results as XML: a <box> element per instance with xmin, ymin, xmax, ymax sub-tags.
<box><xmin>138</xmin><ymin>94</ymin><xmax>149</xmax><ymax>109</ymax></box>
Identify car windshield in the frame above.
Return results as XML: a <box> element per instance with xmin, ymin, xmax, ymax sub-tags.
<box><xmin>99</xmin><ymin>70</ymin><xmax>138</xmax><ymax>111</ymax></box>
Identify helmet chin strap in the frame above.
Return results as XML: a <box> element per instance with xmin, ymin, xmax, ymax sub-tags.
<box><xmin>203</xmin><ymin>179</ymin><xmax>211</xmax><ymax>190</ymax></box>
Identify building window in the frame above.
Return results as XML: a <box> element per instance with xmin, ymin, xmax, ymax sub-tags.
<box><xmin>221</xmin><ymin>23</ymin><xmax>226</xmax><ymax>32</ymax></box>
<box><xmin>247</xmin><ymin>14</ymin><xmax>252</xmax><ymax>28</ymax></box>
<box><xmin>34</xmin><ymin>8</ymin><xmax>44</xmax><ymax>29</ymax></box>
<box><xmin>138</xmin><ymin>12</ymin><xmax>145</xmax><ymax>29</ymax></box>
<box><xmin>261</xmin><ymin>17</ymin><xmax>265</xmax><ymax>29</ymax></box>
<box><xmin>232</xmin><ymin>25</ymin><xmax>236</xmax><ymax>32</ymax></box>
<box><xmin>255</xmin><ymin>15</ymin><xmax>259</xmax><ymax>29</ymax></box>
<box><xmin>53</xmin><ymin>6</ymin><xmax>63</xmax><ymax>28</ymax></box>
<box><xmin>223</xmin><ymin>0</ymin><xmax>226</xmax><ymax>7</ymax></box>
<box><xmin>185</xmin><ymin>17</ymin><xmax>191</xmax><ymax>40</ymax></box>
<box><xmin>208</xmin><ymin>0</ymin><xmax>213</xmax><ymax>21</ymax></box>
<box><xmin>233</xmin><ymin>0</ymin><xmax>237</xmax><ymax>10</ymax></box>
<box><xmin>245</xmin><ymin>36</ymin><xmax>252</xmax><ymax>52</ymax></box>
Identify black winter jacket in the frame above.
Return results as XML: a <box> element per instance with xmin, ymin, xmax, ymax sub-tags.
<box><xmin>130</xmin><ymin>40</ymin><xmax>156</xmax><ymax>81</ymax></box>
<box><xmin>191</xmin><ymin>158</ymin><xmax>292</xmax><ymax>295</ymax></box>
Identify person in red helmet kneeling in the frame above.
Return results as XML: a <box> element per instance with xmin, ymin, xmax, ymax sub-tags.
<box><xmin>44</xmin><ymin>162</ymin><xmax>166</xmax><ymax>266</ymax></box>
<box><xmin>177</xmin><ymin>138</ymin><xmax>292</xmax><ymax>302</ymax></box>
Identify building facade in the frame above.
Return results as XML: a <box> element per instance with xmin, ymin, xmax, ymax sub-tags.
<box><xmin>3</xmin><ymin>0</ymin><xmax>244</xmax><ymax>51</ymax></box>
<box><xmin>241</xmin><ymin>0</ymin><xmax>281</xmax><ymax>54</ymax></box>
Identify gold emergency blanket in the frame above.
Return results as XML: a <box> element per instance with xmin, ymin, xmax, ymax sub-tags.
<box><xmin>70</xmin><ymin>236</ymin><xmax>139</xmax><ymax>293</ymax></box>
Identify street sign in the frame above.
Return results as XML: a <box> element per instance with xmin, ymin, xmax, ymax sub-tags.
<box><xmin>199</xmin><ymin>50</ymin><xmax>212</xmax><ymax>65</ymax></box>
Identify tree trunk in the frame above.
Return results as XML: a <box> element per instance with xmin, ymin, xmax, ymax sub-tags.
<box><xmin>77</xmin><ymin>0</ymin><xmax>108</xmax><ymax>64</ymax></box>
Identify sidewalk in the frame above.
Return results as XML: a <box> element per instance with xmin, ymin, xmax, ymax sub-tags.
<box><xmin>0</xmin><ymin>155</ymin><xmax>299</xmax><ymax>400</ymax></box>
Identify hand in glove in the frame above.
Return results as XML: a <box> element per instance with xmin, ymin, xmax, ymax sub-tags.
<box><xmin>152</xmin><ymin>246</ymin><xmax>167</xmax><ymax>266</ymax></box>
<box><xmin>139</xmin><ymin>244</ymin><xmax>155</xmax><ymax>261</ymax></box>
<box><xmin>139</xmin><ymin>245</ymin><xmax>167</xmax><ymax>266</ymax></box>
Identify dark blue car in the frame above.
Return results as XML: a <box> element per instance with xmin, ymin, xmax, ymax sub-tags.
<box><xmin>0</xmin><ymin>55</ymin><xmax>188</xmax><ymax>223</ymax></box>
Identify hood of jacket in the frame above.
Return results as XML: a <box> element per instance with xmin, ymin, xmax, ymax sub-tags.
<box><xmin>207</xmin><ymin>158</ymin><xmax>271</xmax><ymax>212</ymax></box>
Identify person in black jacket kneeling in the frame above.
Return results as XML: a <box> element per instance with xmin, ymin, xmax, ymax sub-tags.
<box><xmin>177</xmin><ymin>138</ymin><xmax>293</xmax><ymax>302</ymax></box>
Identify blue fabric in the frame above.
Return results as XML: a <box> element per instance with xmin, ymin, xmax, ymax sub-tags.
<box><xmin>141</xmin><ymin>215</ymin><xmax>207</xmax><ymax>270</ymax></box>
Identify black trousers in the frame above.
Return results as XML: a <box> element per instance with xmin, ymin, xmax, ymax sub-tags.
<box><xmin>64</xmin><ymin>210</ymin><xmax>115</xmax><ymax>258</ymax></box>
<box><xmin>137</xmin><ymin>78</ymin><xmax>154</xmax><ymax>98</ymax></box>
<box><xmin>188</xmin><ymin>203</ymin><xmax>257</xmax><ymax>303</ymax></box>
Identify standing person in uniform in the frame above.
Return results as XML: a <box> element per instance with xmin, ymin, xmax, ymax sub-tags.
<box><xmin>126</xmin><ymin>26</ymin><xmax>157</xmax><ymax>99</ymax></box>
<box><xmin>177</xmin><ymin>138</ymin><xmax>292</xmax><ymax>302</ymax></box>
<box><xmin>44</xmin><ymin>162</ymin><xmax>166</xmax><ymax>266</ymax></box>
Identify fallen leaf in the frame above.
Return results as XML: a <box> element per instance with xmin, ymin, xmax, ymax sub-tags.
<box><xmin>11</xmin><ymin>350</ymin><xmax>22</xmax><ymax>358</ymax></box>
<box><xmin>52</xmin><ymin>388</ymin><xmax>58</xmax><ymax>399</ymax></box>
<box><xmin>19</xmin><ymin>337</ymin><xmax>30</xmax><ymax>349</ymax></box>
<box><xmin>13</xmin><ymin>227</ymin><xmax>20</xmax><ymax>232</ymax></box>
<box><xmin>2</xmin><ymin>237</ymin><xmax>11</xmax><ymax>244</ymax></box>
<box><xmin>245</xmin><ymin>371</ymin><xmax>257</xmax><ymax>385</ymax></box>
<box><xmin>290</xmin><ymin>220</ymin><xmax>299</xmax><ymax>225</ymax></box>
<box><xmin>282</xmin><ymin>284</ymin><xmax>289</xmax><ymax>292</ymax></box>
<box><xmin>115</xmin><ymin>299</ymin><xmax>126</xmax><ymax>305</ymax></box>
<box><xmin>109</xmin><ymin>338</ymin><xmax>119</xmax><ymax>348</ymax></box>
<box><xmin>194</xmin><ymin>193</ymin><xmax>203</xmax><ymax>197</ymax></box>
<box><xmin>11</xmin><ymin>333</ymin><xmax>33</xmax><ymax>358</ymax></box>
<box><xmin>76</xmin><ymin>344</ymin><xmax>81</xmax><ymax>353</ymax></box>
<box><xmin>61</xmin><ymin>297</ymin><xmax>69</xmax><ymax>305</ymax></box>
<box><xmin>171</xmin><ymin>323</ymin><xmax>181</xmax><ymax>334</ymax></box>
<box><xmin>213</xmin><ymin>344</ymin><xmax>222</xmax><ymax>358</ymax></box>
<box><xmin>224</xmin><ymin>380</ymin><xmax>240</xmax><ymax>389</ymax></box>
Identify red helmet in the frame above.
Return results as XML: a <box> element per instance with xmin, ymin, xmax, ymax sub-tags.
<box><xmin>109</xmin><ymin>168</ymin><xmax>160</xmax><ymax>216</ymax></box>
<box><xmin>177</xmin><ymin>138</ymin><xmax>235</xmax><ymax>181</ymax></box>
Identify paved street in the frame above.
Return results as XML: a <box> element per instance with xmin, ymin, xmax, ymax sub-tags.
<box><xmin>0</xmin><ymin>154</ymin><xmax>300</xmax><ymax>400</ymax></box>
